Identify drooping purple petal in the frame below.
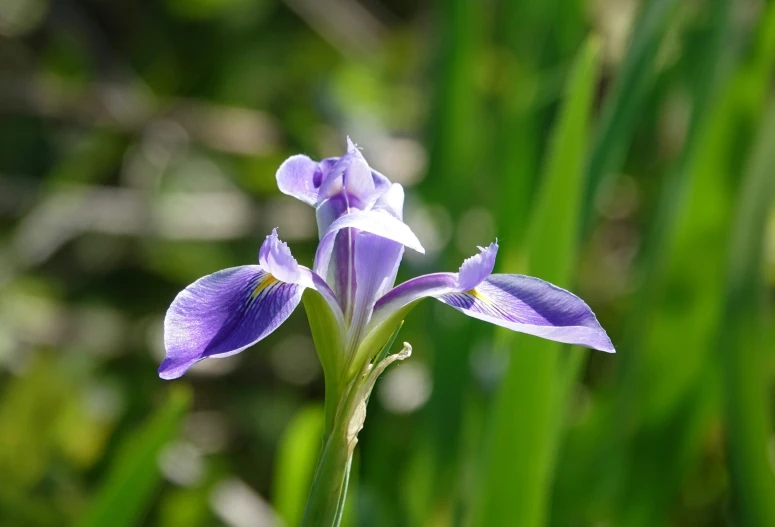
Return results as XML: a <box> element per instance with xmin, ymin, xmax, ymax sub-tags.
<box><xmin>369</xmin><ymin>242</ymin><xmax>498</xmax><ymax>326</ymax></box>
<box><xmin>313</xmin><ymin>209</ymin><xmax>424</xmax><ymax>278</ymax></box>
<box><xmin>370</xmin><ymin>272</ymin><xmax>458</xmax><ymax>329</ymax></box>
<box><xmin>439</xmin><ymin>275</ymin><xmax>614</xmax><ymax>352</ymax></box>
<box><xmin>457</xmin><ymin>241</ymin><xmax>498</xmax><ymax>291</ymax></box>
<box><xmin>347</xmin><ymin>232</ymin><xmax>404</xmax><ymax>349</ymax></box>
<box><xmin>160</xmin><ymin>266</ymin><xmax>304</xmax><ymax>379</ymax></box>
<box><xmin>369</xmin><ymin>242</ymin><xmax>614</xmax><ymax>352</ymax></box>
<box><xmin>160</xmin><ymin>228</ymin><xmax>345</xmax><ymax>380</ymax></box>
<box><xmin>276</xmin><ymin>155</ymin><xmax>323</xmax><ymax>206</ymax></box>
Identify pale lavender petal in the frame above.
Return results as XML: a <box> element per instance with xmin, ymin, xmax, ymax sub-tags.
<box><xmin>370</xmin><ymin>272</ymin><xmax>458</xmax><ymax>330</ymax></box>
<box><xmin>315</xmin><ymin>194</ymin><xmax>349</xmax><ymax>237</ymax></box>
<box><xmin>316</xmin><ymin>139</ymin><xmax>383</xmax><ymax>209</ymax></box>
<box><xmin>319</xmin><ymin>157</ymin><xmax>339</xmax><ymax>175</ymax></box>
<box><xmin>331</xmin><ymin>228</ymin><xmax>356</xmax><ymax>315</ymax></box>
<box><xmin>371</xmin><ymin>169</ymin><xmax>391</xmax><ymax>195</ymax></box>
<box><xmin>317</xmin><ymin>152</ymin><xmax>373</xmax><ymax>208</ymax></box>
<box><xmin>372</xmin><ymin>183</ymin><xmax>405</xmax><ymax>220</ymax></box>
<box><xmin>276</xmin><ymin>154</ymin><xmax>322</xmax><ymax>206</ymax></box>
<box><xmin>370</xmin><ymin>242</ymin><xmax>496</xmax><ymax>327</ymax></box>
<box><xmin>457</xmin><ymin>241</ymin><xmax>498</xmax><ymax>291</ymax></box>
<box><xmin>258</xmin><ymin>229</ymin><xmax>344</xmax><ymax>325</ymax></box>
<box><xmin>313</xmin><ymin>210</ymin><xmax>425</xmax><ymax>278</ymax></box>
<box><xmin>347</xmin><ymin>232</ymin><xmax>404</xmax><ymax>347</ymax></box>
<box><xmin>438</xmin><ymin>275</ymin><xmax>614</xmax><ymax>352</ymax></box>
<box><xmin>370</xmin><ymin>271</ymin><xmax>613</xmax><ymax>352</ymax></box>
<box><xmin>160</xmin><ymin>266</ymin><xmax>303</xmax><ymax>379</ymax></box>
<box><xmin>258</xmin><ymin>228</ymin><xmax>306</xmax><ymax>285</ymax></box>
<box><xmin>342</xmin><ymin>141</ymin><xmax>375</xmax><ymax>203</ymax></box>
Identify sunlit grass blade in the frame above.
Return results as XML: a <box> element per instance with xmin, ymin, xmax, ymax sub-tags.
<box><xmin>549</xmin><ymin>1</ymin><xmax>734</xmax><ymax>524</ymax></box>
<box><xmin>76</xmin><ymin>385</ymin><xmax>191</xmax><ymax>527</ymax></box>
<box><xmin>618</xmin><ymin>0</ymin><xmax>731</xmax><ymax>382</ymax></box>
<box><xmin>718</xmin><ymin>97</ymin><xmax>775</xmax><ymax>526</ymax></box>
<box><xmin>603</xmin><ymin>4</ymin><xmax>775</xmax><ymax>525</ymax></box>
<box><xmin>273</xmin><ymin>404</ymin><xmax>325</xmax><ymax>527</ymax></box>
<box><xmin>584</xmin><ymin>0</ymin><xmax>678</xmax><ymax>226</ymax></box>
<box><xmin>415</xmin><ymin>0</ymin><xmax>487</xmax><ymax>519</ymax></box>
<box><xmin>473</xmin><ymin>37</ymin><xmax>601</xmax><ymax>527</ymax></box>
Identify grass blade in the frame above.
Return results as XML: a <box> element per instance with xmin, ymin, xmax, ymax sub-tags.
<box><xmin>76</xmin><ymin>385</ymin><xmax>191</xmax><ymax>527</ymax></box>
<box><xmin>718</xmin><ymin>97</ymin><xmax>775</xmax><ymax>526</ymax></box>
<box><xmin>584</xmin><ymin>0</ymin><xmax>678</xmax><ymax>226</ymax></box>
<box><xmin>273</xmin><ymin>404</ymin><xmax>325</xmax><ymax>527</ymax></box>
<box><xmin>473</xmin><ymin>37</ymin><xmax>601</xmax><ymax>527</ymax></box>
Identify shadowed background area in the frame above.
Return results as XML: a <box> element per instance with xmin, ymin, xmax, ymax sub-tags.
<box><xmin>1</xmin><ymin>0</ymin><xmax>774</xmax><ymax>526</ymax></box>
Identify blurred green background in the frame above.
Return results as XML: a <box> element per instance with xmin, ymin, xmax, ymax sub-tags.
<box><xmin>1</xmin><ymin>0</ymin><xmax>774</xmax><ymax>525</ymax></box>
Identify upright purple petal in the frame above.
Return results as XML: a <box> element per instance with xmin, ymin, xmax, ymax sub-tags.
<box><xmin>258</xmin><ymin>228</ymin><xmax>306</xmax><ymax>285</ymax></box>
<box><xmin>457</xmin><ymin>241</ymin><xmax>498</xmax><ymax>291</ymax></box>
<box><xmin>331</xmin><ymin>228</ymin><xmax>356</xmax><ymax>316</ymax></box>
<box><xmin>160</xmin><ymin>266</ymin><xmax>304</xmax><ymax>379</ymax></box>
<box><xmin>342</xmin><ymin>144</ymin><xmax>375</xmax><ymax>204</ymax></box>
<box><xmin>371</xmin><ymin>169</ymin><xmax>391</xmax><ymax>195</ymax></box>
<box><xmin>258</xmin><ymin>228</ymin><xmax>344</xmax><ymax>328</ymax></box>
<box><xmin>316</xmin><ymin>147</ymin><xmax>374</xmax><ymax>208</ymax></box>
<box><xmin>313</xmin><ymin>209</ymin><xmax>424</xmax><ymax>279</ymax></box>
<box><xmin>315</xmin><ymin>195</ymin><xmax>348</xmax><ymax>238</ymax></box>
<box><xmin>372</xmin><ymin>183</ymin><xmax>405</xmax><ymax>220</ymax></box>
<box><xmin>347</xmin><ymin>232</ymin><xmax>404</xmax><ymax>348</ymax></box>
<box><xmin>276</xmin><ymin>155</ymin><xmax>323</xmax><ymax>206</ymax></box>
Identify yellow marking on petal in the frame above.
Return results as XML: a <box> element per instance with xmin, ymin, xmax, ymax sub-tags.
<box><xmin>467</xmin><ymin>287</ymin><xmax>492</xmax><ymax>305</ymax></box>
<box><xmin>252</xmin><ymin>274</ymin><xmax>278</xmax><ymax>298</ymax></box>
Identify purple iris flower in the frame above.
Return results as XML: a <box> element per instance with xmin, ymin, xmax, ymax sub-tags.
<box><xmin>159</xmin><ymin>138</ymin><xmax>614</xmax><ymax>380</ymax></box>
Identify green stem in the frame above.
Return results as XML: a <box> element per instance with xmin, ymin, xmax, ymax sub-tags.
<box><xmin>301</xmin><ymin>424</ymin><xmax>354</xmax><ymax>527</ymax></box>
<box><xmin>301</xmin><ymin>342</ymin><xmax>412</xmax><ymax>527</ymax></box>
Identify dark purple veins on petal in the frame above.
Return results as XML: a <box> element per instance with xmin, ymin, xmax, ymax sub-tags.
<box><xmin>160</xmin><ymin>266</ymin><xmax>304</xmax><ymax>379</ymax></box>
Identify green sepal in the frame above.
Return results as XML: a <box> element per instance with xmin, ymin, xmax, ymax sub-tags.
<box><xmin>303</xmin><ymin>289</ymin><xmax>346</xmax><ymax>434</ymax></box>
<box><xmin>348</xmin><ymin>299</ymin><xmax>423</xmax><ymax>379</ymax></box>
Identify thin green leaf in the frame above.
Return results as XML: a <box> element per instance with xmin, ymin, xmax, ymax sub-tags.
<box><xmin>474</xmin><ymin>37</ymin><xmax>601</xmax><ymax>527</ymax></box>
<box><xmin>76</xmin><ymin>385</ymin><xmax>191</xmax><ymax>527</ymax></box>
<box><xmin>584</xmin><ymin>0</ymin><xmax>679</xmax><ymax>228</ymax></box>
<box><xmin>273</xmin><ymin>404</ymin><xmax>325</xmax><ymax>527</ymax></box>
<box><xmin>719</xmin><ymin>97</ymin><xmax>775</xmax><ymax>527</ymax></box>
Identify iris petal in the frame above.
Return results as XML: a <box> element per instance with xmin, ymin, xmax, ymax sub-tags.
<box><xmin>369</xmin><ymin>243</ymin><xmax>614</xmax><ymax>353</ymax></box>
<box><xmin>440</xmin><ymin>275</ymin><xmax>614</xmax><ymax>352</ymax></box>
<box><xmin>276</xmin><ymin>154</ymin><xmax>322</xmax><ymax>206</ymax></box>
<box><xmin>313</xmin><ymin>209</ymin><xmax>425</xmax><ymax>278</ymax></box>
<box><xmin>258</xmin><ymin>228</ymin><xmax>305</xmax><ymax>285</ymax></box>
<box><xmin>159</xmin><ymin>266</ymin><xmax>304</xmax><ymax>379</ymax></box>
<box><xmin>457</xmin><ymin>241</ymin><xmax>498</xmax><ymax>291</ymax></box>
<box><xmin>372</xmin><ymin>183</ymin><xmax>405</xmax><ymax>220</ymax></box>
<box><xmin>347</xmin><ymin>232</ymin><xmax>404</xmax><ymax>349</ymax></box>
<box><xmin>160</xmin><ymin>229</ymin><xmax>345</xmax><ymax>380</ymax></box>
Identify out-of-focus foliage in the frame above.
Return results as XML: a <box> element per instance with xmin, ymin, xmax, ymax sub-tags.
<box><xmin>0</xmin><ymin>0</ymin><xmax>773</xmax><ymax>526</ymax></box>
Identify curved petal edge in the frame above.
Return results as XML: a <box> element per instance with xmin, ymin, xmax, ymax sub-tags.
<box><xmin>160</xmin><ymin>266</ymin><xmax>304</xmax><ymax>379</ymax></box>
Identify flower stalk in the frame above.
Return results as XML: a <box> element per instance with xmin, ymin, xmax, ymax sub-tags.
<box><xmin>303</xmin><ymin>342</ymin><xmax>412</xmax><ymax>527</ymax></box>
